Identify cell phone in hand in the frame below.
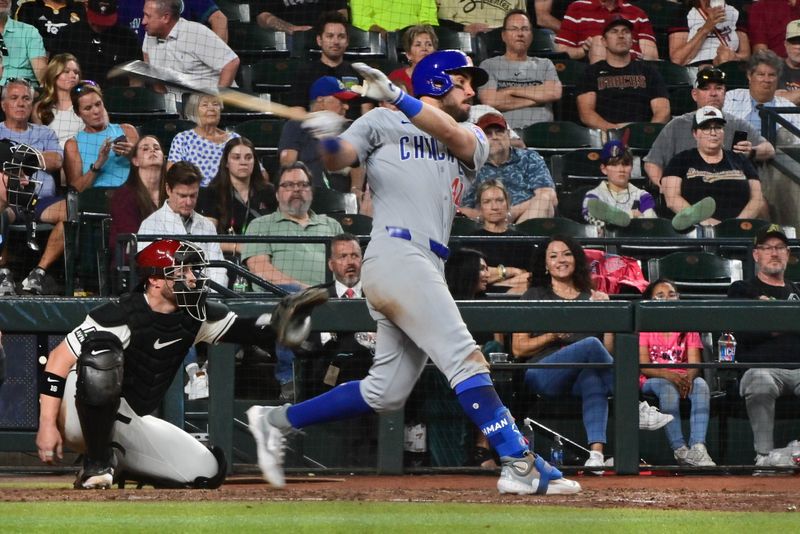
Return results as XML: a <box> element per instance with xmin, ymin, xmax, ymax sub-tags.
<box><xmin>112</xmin><ymin>135</ymin><xmax>127</xmax><ymax>145</ymax></box>
<box><xmin>731</xmin><ymin>130</ymin><xmax>747</xmax><ymax>150</ymax></box>
<box><xmin>710</xmin><ymin>0</ymin><xmax>724</xmax><ymax>8</ymax></box>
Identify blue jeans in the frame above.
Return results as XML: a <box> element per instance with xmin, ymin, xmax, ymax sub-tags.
<box><xmin>642</xmin><ymin>376</ymin><xmax>710</xmax><ymax>450</ymax></box>
<box><xmin>523</xmin><ymin>337</ymin><xmax>614</xmax><ymax>445</ymax></box>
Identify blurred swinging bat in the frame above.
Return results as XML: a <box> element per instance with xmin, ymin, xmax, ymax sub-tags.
<box><xmin>108</xmin><ymin>60</ymin><xmax>309</xmax><ymax>121</ymax></box>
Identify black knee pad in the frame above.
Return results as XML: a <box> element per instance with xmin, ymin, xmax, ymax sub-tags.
<box><xmin>76</xmin><ymin>331</ymin><xmax>124</xmax><ymax>406</ymax></box>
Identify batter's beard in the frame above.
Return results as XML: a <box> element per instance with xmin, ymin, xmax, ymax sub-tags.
<box><xmin>440</xmin><ymin>95</ymin><xmax>470</xmax><ymax>122</ymax></box>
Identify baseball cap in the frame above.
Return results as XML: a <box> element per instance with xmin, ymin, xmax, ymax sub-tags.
<box><xmin>692</xmin><ymin>105</ymin><xmax>726</xmax><ymax>129</ymax></box>
<box><xmin>695</xmin><ymin>67</ymin><xmax>726</xmax><ymax>89</ymax></box>
<box><xmin>476</xmin><ymin>112</ymin><xmax>508</xmax><ymax>132</ymax></box>
<box><xmin>599</xmin><ymin>139</ymin><xmax>629</xmax><ymax>163</ymax></box>
<box><xmin>787</xmin><ymin>20</ymin><xmax>800</xmax><ymax>42</ymax></box>
<box><xmin>754</xmin><ymin>224</ymin><xmax>789</xmax><ymax>246</ymax></box>
<box><xmin>87</xmin><ymin>0</ymin><xmax>118</xmax><ymax>27</ymax></box>
<box><xmin>602</xmin><ymin>15</ymin><xmax>634</xmax><ymax>35</ymax></box>
<box><xmin>309</xmin><ymin>76</ymin><xmax>359</xmax><ymax>101</ymax></box>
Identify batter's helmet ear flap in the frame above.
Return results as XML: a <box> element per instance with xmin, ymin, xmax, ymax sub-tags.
<box><xmin>411</xmin><ymin>50</ymin><xmax>489</xmax><ymax>98</ymax></box>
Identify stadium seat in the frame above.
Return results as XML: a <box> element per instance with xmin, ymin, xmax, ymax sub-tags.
<box><xmin>450</xmin><ymin>217</ymin><xmax>482</xmax><ymax>236</ymax></box>
<box><xmin>549</xmin><ymin>148</ymin><xmax>604</xmax><ymax>191</ymax></box>
<box><xmin>668</xmin><ymin>86</ymin><xmax>696</xmax><ymax>117</ymax></box>
<box><xmin>708</xmin><ymin>218</ymin><xmax>773</xmax><ymax>239</ymax></box>
<box><xmin>551</xmin><ymin>59</ymin><xmax>587</xmax><ymax>122</ymax></box>
<box><xmin>647</xmin><ymin>252</ymin><xmax>742</xmax><ymax>296</ymax></box>
<box><xmin>521</xmin><ymin>122</ymin><xmax>597</xmax><ymax>158</ymax></box>
<box><xmin>784</xmin><ymin>252</ymin><xmax>800</xmax><ymax>283</ymax></box>
<box><xmin>232</xmin><ymin>119</ymin><xmax>286</xmax><ymax>155</ymax></box>
<box><xmin>228</xmin><ymin>22</ymin><xmax>292</xmax><ymax>63</ymax></box>
<box><xmin>103</xmin><ymin>86</ymin><xmax>178</xmax><ymax>125</ymax></box>
<box><xmin>609</xmin><ymin>122</ymin><xmax>665</xmax><ymax>155</ymax></box>
<box><xmin>345</xmin><ymin>26</ymin><xmax>397</xmax><ymax>61</ymax></box>
<box><xmin>434</xmin><ymin>26</ymin><xmax>478</xmax><ymax>58</ymax></box>
<box><xmin>238</xmin><ymin>59</ymin><xmax>303</xmax><ymax>103</ymax></box>
<box><xmin>647</xmin><ymin>61</ymin><xmax>692</xmax><ymax>89</ymax></box>
<box><xmin>478</xmin><ymin>28</ymin><xmax>565</xmax><ymax>61</ymax></box>
<box><xmin>137</xmin><ymin>119</ymin><xmax>195</xmax><ymax>150</ymax></box>
<box><xmin>64</xmin><ymin>187</ymin><xmax>115</xmax><ymax>296</ymax></box>
<box><xmin>311</xmin><ymin>187</ymin><xmax>352</xmax><ymax>215</ymax></box>
<box><xmin>609</xmin><ymin>218</ymin><xmax>700</xmax><ymax>259</ymax></box>
<box><xmin>515</xmin><ymin>217</ymin><xmax>599</xmax><ymax>238</ymax></box>
<box><xmin>637</xmin><ymin>0</ymin><xmax>684</xmax><ymax>33</ymax></box>
<box><xmin>716</xmin><ymin>61</ymin><xmax>749</xmax><ymax>89</ymax></box>
<box><xmin>330</xmin><ymin>213</ymin><xmax>373</xmax><ymax>235</ymax></box>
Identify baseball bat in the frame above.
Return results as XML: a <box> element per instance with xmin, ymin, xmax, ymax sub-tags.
<box><xmin>108</xmin><ymin>60</ymin><xmax>309</xmax><ymax>121</ymax></box>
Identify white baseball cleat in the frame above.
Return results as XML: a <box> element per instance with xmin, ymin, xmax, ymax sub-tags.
<box><xmin>497</xmin><ymin>452</ymin><xmax>581</xmax><ymax>495</ymax></box>
<box><xmin>246</xmin><ymin>405</ymin><xmax>286</xmax><ymax>488</ymax></box>
<box><xmin>638</xmin><ymin>401</ymin><xmax>674</xmax><ymax>431</ymax></box>
<box><xmin>74</xmin><ymin>462</ymin><xmax>114</xmax><ymax>490</ymax></box>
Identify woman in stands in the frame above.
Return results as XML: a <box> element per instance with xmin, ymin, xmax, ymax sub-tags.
<box><xmin>167</xmin><ymin>93</ymin><xmax>239</xmax><ymax>187</ymax></box>
<box><xmin>468</xmin><ymin>179</ymin><xmax>529</xmax><ymax>294</ymax></box>
<box><xmin>107</xmin><ymin>135</ymin><xmax>166</xmax><ymax>261</ymax></box>
<box><xmin>32</xmin><ymin>53</ymin><xmax>83</xmax><ymax>148</ymax></box>
<box><xmin>64</xmin><ymin>81</ymin><xmax>138</xmax><ymax>191</ymax></box>
<box><xmin>668</xmin><ymin>0</ymin><xmax>750</xmax><ymax>69</ymax></box>
<box><xmin>388</xmin><ymin>25</ymin><xmax>438</xmax><ymax>95</ymax></box>
<box><xmin>513</xmin><ymin>235</ymin><xmax>672</xmax><ymax>472</ymax></box>
<box><xmin>639</xmin><ymin>278</ymin><xmax>715</xmax><ymax>467</ymax></box>
<box><xmin>198</xmin><ymin>137</ymin><xmax>276</xmax><ymax>257</ymax></box>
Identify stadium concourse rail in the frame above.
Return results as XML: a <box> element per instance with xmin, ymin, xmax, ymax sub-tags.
<box><xmin>0</xmin><ymin>297</ymin><xmax>798</xmax><ymax>475</ymax></box>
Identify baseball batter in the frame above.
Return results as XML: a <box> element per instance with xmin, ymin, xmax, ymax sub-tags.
<box><xmin>247</xmin><ymin>50</ymin><xmax>581</xmax><ymax>495</ymax></box>
<box><xmin>35</xmin><ymin>239</ymin><xmax>325</xmax><ymax>489</ymax></box>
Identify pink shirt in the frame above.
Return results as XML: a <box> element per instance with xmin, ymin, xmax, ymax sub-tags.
<box><xmin>638</xmin><ymin>331</ymin><xmax>702</xmax><ymax>387</ymax></box>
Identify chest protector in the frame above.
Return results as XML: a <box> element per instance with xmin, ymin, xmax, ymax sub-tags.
<box><xmin>89</xmin><ymin>293</ymin><xmax>202</xmax><ymax>416</ymax></box>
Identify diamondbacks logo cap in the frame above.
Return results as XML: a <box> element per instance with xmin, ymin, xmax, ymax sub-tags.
<box><xmin>87</xmin><ymin>0</ymin><xmax>119</xmax><ymax>28</ymax></box>
<box><xmin>692</xmin><ymin>106</ymin><xmax>726</xmax><ymax>129</ymax></box>
<box><xmin>599</xmin><ymin>139</ymin><xmax>629</xmax><ymax>163</ymax></box>
<box><xmin>755</xmin><ymin>224</ymin><xmax>789</xmax><ymax>246</ymax></box>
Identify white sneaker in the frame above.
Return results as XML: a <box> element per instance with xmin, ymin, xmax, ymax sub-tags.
<box><xmin>497</xmin><ymin>452</ymin><xmax>581</xmax><ymax>495</ymax></box>
<box><xmin>583</xmin><ymin>450</ymin><xmax>605</xmax><ymax>475</ymax></box>
<box><xmin>638</xmin><ymin>401</ymin><xmax>674</xmax><ymax>431</ymax></box>
<box><xmin>246</xmin><ymin>405</ymin><xmax>286</xmax><ymax>488</ymax></box>
<box><xmin>673</xmin><ymin>445</ymin><xmax>690</xmax><ymax>465</ymax></box>
<box><xmin>685</xmin><ymin>443</ymin><xmax>716</xmax><ymax>467</ymax></box>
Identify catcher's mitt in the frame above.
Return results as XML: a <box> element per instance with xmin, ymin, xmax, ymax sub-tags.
<box><xmin>271</xmin><ymin>286</ymin><xmax>329</xmax><ymax>347</ymax></box>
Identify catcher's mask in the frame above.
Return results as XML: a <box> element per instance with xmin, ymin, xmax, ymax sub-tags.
<box><xmin>136</xmin><ymin>239</ymin><xmax>209</xmax><ymax>321</ymax></box>
<box><xmin>0</xmin><ymin>139</ymin><xmax>45</xmax><ymax>211</ymax></box>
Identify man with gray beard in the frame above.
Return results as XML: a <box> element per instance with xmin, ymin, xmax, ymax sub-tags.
<box><xmin>728</xmin><ymin>224</ymin><xmax>800</xmax><ymax>469</ymax></box>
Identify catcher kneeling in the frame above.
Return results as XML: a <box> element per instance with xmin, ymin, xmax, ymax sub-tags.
<box><xmin>35</xmin><ymin>239</ymin><xmax>327</xmax><ymax>489</ymax></box>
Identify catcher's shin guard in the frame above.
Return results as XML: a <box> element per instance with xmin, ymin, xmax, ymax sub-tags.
<box><xmin>75</xmin><ymin>331</ymin><xmax>124</xmax><ymax>465</ymax></box>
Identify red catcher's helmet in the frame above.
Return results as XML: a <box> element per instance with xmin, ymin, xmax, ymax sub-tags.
<box><xmin>136</xmin><ymin>239</ymin><xmax>209</xmax><ymax>321</ymax></box>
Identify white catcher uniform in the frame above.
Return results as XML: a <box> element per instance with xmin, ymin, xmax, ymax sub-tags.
<box><xmin>340</xmin><ymin>107</ymin><xmax>490</xmax><ymax>411</ymax></box>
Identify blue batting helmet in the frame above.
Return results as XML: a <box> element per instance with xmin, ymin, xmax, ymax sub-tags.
<box><xmin>411</xmin><ymin>50</ymin><xmax>488</xmax><ymax>98</ymax></box>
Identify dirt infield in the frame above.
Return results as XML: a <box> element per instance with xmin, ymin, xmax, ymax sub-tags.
<box><xmin>1</xmin><ymin>472</ymin><xmax>798</xmax><ymax>512</ymax></box>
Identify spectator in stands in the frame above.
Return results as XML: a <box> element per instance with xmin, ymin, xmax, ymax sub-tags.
<box><xmin>167</xmin><ymin>93</ymin><xmax>238</xmax><ymax>187</ymax></box>
<box><xmin>199</xmin><ymin>136</ymin><xmax>277</xmax><ymax>259</ymax></box>
<box><xmin>644</xmin><ymin>66</ymin><xmax>774</xmax><ymax>191</ymax></box>
<box><xmin>436</xmin><ymin>0</ymin><xmax>526</xmax><ymax>35</ymax></box>
<box><xmin>242</xmin><ymin>161</ymin><xmax>343</xmax><ymax>290</ymax></box>
<box><xmin>534</xmin><ymin>0</ymin><xmax>564</xmax><ymax>33</ymax></box>
<box><xmin>350</xmin><ymin>0</ymin><xmax>437</xmax><ymax>33</ymax></box>
<box><xmin>137</xmin><ymin>160</ymin><xmax>227</xmax><ymax>287</ymax></box>
<box><xmin>252</xmin><ymin>0</ymin><xmax>347</xmax><ymax>34</ymax></box>
<box><xmin>661</xmin><ymin>106</ymin><xmax>765</xmax><ymax>226</ymax></box>
<box><xmin>108</xmin><ymin>135</ymin><xmax>166</xmax><ymax>261</ymax></box>
<box><xmin>576</xmin><ymin>16</ymin><xmax>670</xmax><ymax>130</ymax></box>
<box><xmin>728</xmin><ymin>224</ymin><xmax>800</xmax><ymax>469</ymax></box>
<box><xmin>582</xmin><ymin>140</ymin><xmax>659</xmax><ymax>228</ymax></box>
<box><xmin>777</xmin><ymin>20</ymin><xmax>800</xmax><ymax>104</ymax></box>
<box><xmin>639</xmin><ymin>278</ymin><xmax>715</xmax><ymax>467</ymax></box>
<box><xmin>388</xmin><ymin>24</ymin><xmax>437</xmax><ymax>95</ymax></box>
<box><xmin>64</xmin><ymin>81</ymin><xmax>138</xmax><ymax>192</ymax></box>
<box><xmin>668</xmin><ymin>0</ymin><xmax>750</xmax><ymax>70</ymax></box>
<box><xmin>723</xmin><ymin>49</ymin><xmax>800</xmax><ymax>144</ymax></box>
<box><xmin>749</xmin><ymin>0</ymin><xmax>800</xmax><ymax>58</ymax></box>
<box><xmin>513</xmin><ymin>235</ymin><xmax>674</xmax><ymax>472</ymax></box>
<box><xmin>468</xmin><ymin>104</ymin><xmax>526</xmax><ymax>148</ymax></box>
<box><xmin>467</xmin><ymin>180</ymin><xmax>530</xmax><ymax>294</ymax></box>
<box><xmin>478</xmin><ymin>10</ymin><xmax>562</xmax><ymax>130</ymax></box>
<box><xmin>279</xmin><ymin>76</ymin><xmax>364</xmax><ymax>193</ymax></box>
<box><xmin>31</xmin><ymin>53</ymin><xmax>83</xmax><ymax>148</ymax></box>
<box><xmin>0</xmin><ymin>81</ymin><xmax>66</xmax><ymax>295</ymax></box>
<box><xmin>459</xmin><ymin>112</ymin><xmax>557</xmax><ymax>222</ymax></box>
<box><xmin>119</xmin><ymin>0</ymin><xmax>229</xmax><ymax>43</ymax></box>
<box><xmin>555</xmin><ymin>0</ymin><xmax>658</xmax><ymax>63</ymax></box>
<box><xmin>0</xmin><ymin>0</ymin><xmax>46</xmax><ymax>84</ymax></box>
<box><xmin>15</xmin><ymin>0</ymin><xmax>85</xmax><ymax>52</ymax></box>
<box><xmin>290</xmin><ymin>11</ymin><xmax>370</xmax><ymax>119</ymax></box>
<box><xmin>141</xmin><ymin>0</ymin><xmax>239</xmax><ymax>103</ymax></box>
<box><xmin>49</xmin><ymin>0</ymin><xmax>141</xmax><ymax>88</ymax></box>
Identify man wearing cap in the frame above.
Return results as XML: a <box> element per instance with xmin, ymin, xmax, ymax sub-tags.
<box><xmin>728</xmin><ymin>224</ymin><xmax>800</xmax><ymax>468</ymax></box>
<box><xmin>478</xmin><ymin>10</ymin><xmax>562</xmax><ymax>131</ymax></box>
<box><xmin>459</xmin><ymin>112</ymin><xmax>557</xmax><ymax>223</ymax></box>
<box><xmin>723</xmin><ymin>49</ymin><xmax>800</xmax><ymax>143</ymax></box>
<box><xmin>142</xmin><ymin>0</ymin><xmax>239</xmax><ymax>100</ymax></box>
<box><xmin>555</xmin><ymin>0</ymin><xmax>658</xmax><ymax>63</ymax></box>
<box><xmin>50</xmin><ymin>0</ymin><xmax>141</xmax><ymax>87</ymax></box>
<box><xmin>15</xmin><ymin>0</ymin><xmax>85</xmax><ymax>52</ymax></box>
<box><xmin>576</xmin><ymin>17</ymin><xmax>670</xmax><ymax>130</ymax></box>
<box><xmin>661</xmin><ymin>105</ymin><xmax>765</xmax><ymax>226</ymax></box>
<box><xmin>645</xmin><ymin>66</ymin><xmax>773</xmax><ymax>191</ymax></box>
<box><xmin>749</xmin><ymin>0</ymin><xmax>800</xmax><ymax>59</ymax></box>
<box><xmin>777</xmin><ymin>20</ymin><xmax>800</xmax><ymax>104</ymax></box>
<box><xmin>0</xmin><ymin>0</ymin><xmax>46</xmax><ymax>84</ymax></box>
<box><xmin>278</xmin><ymin>76</ymin><xmax>364</xmax><ymax>194</ymax></box>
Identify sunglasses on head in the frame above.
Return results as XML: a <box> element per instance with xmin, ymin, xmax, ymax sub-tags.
<box><xmin>70</xmin><ymin>80</ymin><xmax>100</xmax><ymax>96</ymax></box>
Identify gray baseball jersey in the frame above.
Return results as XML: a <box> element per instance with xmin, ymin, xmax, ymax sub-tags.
<box><xmin>338</xmin><ymin>107</ymin><xmax>492</xmax><ymax>403</ymax></box>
